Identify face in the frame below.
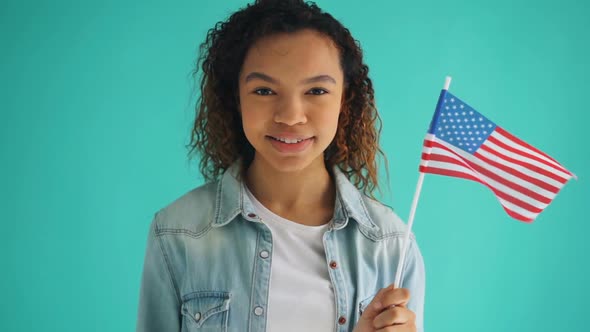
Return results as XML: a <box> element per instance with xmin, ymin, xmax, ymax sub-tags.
<box><xmin>238</xmin><ymin>29</ymin><xmax>344</xmax><ymax>174</ymax></box>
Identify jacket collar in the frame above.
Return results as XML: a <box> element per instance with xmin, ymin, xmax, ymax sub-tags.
<box><xmin>211</xmin><ymin>160</ymin><xmax>378</xmax><ymax>231</ymax></box>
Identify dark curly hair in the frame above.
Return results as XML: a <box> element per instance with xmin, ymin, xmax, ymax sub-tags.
<box><xmin>187</xmin><ymin>0</ymin><xmax>387</xmax><ymax>197</ymax></box>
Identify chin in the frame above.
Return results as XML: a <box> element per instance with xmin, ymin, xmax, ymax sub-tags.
<box><xmin>266</xmin><ymin>156</ymin><xmax>316</xmax><ymax>173</ymax></box>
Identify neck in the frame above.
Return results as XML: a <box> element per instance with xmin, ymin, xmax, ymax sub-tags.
<box><xmin>244</xmin><ymin>156</ymin><xmax>336</xmax><ymax>226</ymax></box>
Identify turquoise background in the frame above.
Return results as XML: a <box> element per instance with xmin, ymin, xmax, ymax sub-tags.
<box><xmin>1</xmin><ymin>0</ymin><xmax>588</xmax><ymax>331</ymax></box>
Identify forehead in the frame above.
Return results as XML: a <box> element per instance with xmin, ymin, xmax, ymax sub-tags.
<box><xmin>240</xmin><ymin>29</ymin><xmax>343</xmax><ymax>82</ymax></box>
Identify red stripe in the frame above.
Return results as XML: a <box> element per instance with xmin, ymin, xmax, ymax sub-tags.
<box><xmin>474</xmin><ymin>151</ymin><xmax>560</xmax><ymax>194</ymax></box>
<box><xmin>420</xmin><ymin>163</ymin><xmax>539</xmax><ymax>221</ymax></box>
<box><xmin>423</xmin><ymin>136</ymin><xmax>546</xmax><ymax>222</ymax></box>
<box><xmin>419</xmin><ymin>165</ymin><xmax>482</xmax><ymax>184</ymax></box>
<box><xmin>426</xmin><ymin>154</ymin><xmax>545</xmax><ymax>212</ymax></box>
<box><xmin>479</xmin><ymin>144</ymin><xmax>568</xmax><ymax>183</ymax></box>
<box><xmin>495</xmin><ymin>127</ymin><xmax>561</xmax><ymax>165</ymax></box>
<box><xmin>426</xmin><ymin>144</ymin><xmax>551</xmax><ymax>206</ymax></box>
<box><xmin>504</xmin><ymin>209</ymin><xmax>534</xmax><ymax>223</ymax></box>
<box><xmin>487</xmin><ymin>134</ymin><xmax>567</xmax><ymax>175</ymax></box>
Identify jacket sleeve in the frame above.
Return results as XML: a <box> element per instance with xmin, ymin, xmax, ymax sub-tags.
<box><xmin>136</xmin><ymin>212</ymin><xmax>181</xmax><ymax>332</ymax></box>
<box><xmin>401</xmin><ymin>236</ymin><xmax>426</xmax><ymax>332</ymax></box>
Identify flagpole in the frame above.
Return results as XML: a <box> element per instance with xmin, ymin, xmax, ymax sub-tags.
<box><xmin>393</xmin><ymin>76</ymin><xmax>452</xmax><ymax>288</ymax></box>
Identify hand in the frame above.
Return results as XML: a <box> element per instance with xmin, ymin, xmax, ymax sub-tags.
<box><xmin>352</xmin><ymin>285</ymin><xmax>416</xmax><ymax>332</ymax></box>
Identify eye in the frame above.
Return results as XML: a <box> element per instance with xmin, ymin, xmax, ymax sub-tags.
<box><xmin>307</xmin><ymin>88</ymin><xmax>328</xmax><ymax>95</ymax></box>
<box><xmin>253</xmin><ymin>88</ymin><xmax>275</xmax><ymax>96</ymax></box>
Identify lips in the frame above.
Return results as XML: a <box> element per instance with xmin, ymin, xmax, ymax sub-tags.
<box><xmin>266</xmin><ymin>135</ymin><xmax>314</xmax><ymax>153</ymax></box>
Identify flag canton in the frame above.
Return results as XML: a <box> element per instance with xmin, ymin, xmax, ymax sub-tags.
<box><xmin>431</xmin><ymin>91</ymin><xmax>497</xmax><ymax>154</ymax></box>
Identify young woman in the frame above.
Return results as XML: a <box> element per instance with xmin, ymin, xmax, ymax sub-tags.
<box><xmin>137</xmin><ymin>0</ymin><xmax>425</xmax><ymax>331</ymax></box>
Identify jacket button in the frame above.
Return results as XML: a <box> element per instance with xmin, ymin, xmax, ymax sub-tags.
<box><xmin>329</xmin><ymin>261</ymin><xmax>338</xmax><ymax>269</ymax></box>
<box><xmin>247</xmin><ymin>213</ymin><xmax>257</xmax><ymax>218</ymax></box>
<box><xmin>254</xmin><ymin>306</ymin><xmax>264</xmax><ymax>316</ymax></box>
<box><xmin>194</xmin><ymin>312</ymin><xmax>201</xmax><ymax>321</ymax></box>
<box><xmin>338</xmin><ymin>316</ymin><xmax>346</xmax><ymax>325</ymax></box>
<box><xmin>259</xmin><ymin>250</ymin><xmax>269</xmax><ymax>259</ymax></box>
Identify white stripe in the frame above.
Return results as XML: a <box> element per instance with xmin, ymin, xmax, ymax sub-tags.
<box><xmin>476</xmin><ymin>149</ymin><xmax>564</xmax><ymax>188</ymax></box>
<box><xmin>423</xmin><ymin>157</ymin><xmax>539</xmax><ymax>220</ymax></box>
<box><xmin>424</xmin><ymin>138</ymin><xmax>561</xmax><ymax>197</ymax></box>
<box><xmin>482</xmin><ymin>140</ymin><xmax>570</xmax><ymax>180</ymax></box>
<box><xmin>491</xmin><ymin>131</ymin><xmax>565</xmax><ymax>170</ymax></box>
<box><xmin>429</xmin><ymin>140</ymin><xmax>559</xmax><ymax>198</ymax></box>
<box><xmin>419</xmin><ymin>160</ymin><xmax>476</xmax><ymax>178</ymax></box>
<box><xmin>423</xmin><ymin>159</ymin><xmax>549</xmax><ymax>211</ymax></box>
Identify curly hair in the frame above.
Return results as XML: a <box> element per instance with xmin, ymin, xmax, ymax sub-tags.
<box><xmin>187</xmin><ymin>0</ymin><xmax>387</xmax><ymax>197</ymax></box>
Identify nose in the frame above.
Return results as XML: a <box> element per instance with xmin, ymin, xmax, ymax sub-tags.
<box><xmin>273</xmin><ymin>95</ymin><xmax>307</xmax><ymax>126</ymax></box>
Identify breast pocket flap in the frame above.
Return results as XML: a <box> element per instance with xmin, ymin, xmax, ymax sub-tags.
<box><xmin>359</xmin><ymin>292</ymin><xmax>377</xmax><ymax>317</ymax></box>
<box><xmin>181</xmin><ymin>291</ymin><xmax>231</xmax><ymax>328</ymax></box>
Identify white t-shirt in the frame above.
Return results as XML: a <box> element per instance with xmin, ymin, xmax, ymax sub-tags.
<box><xmin>244</xmin><ymin>184</ymin><xmax>336</xmax><ymax>332</ymax></box>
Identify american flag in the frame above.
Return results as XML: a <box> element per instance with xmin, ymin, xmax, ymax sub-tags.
<box><xmin>420</xmin><ymin>90</ymin><xmax>575</xmax><ymax>222</ymax></box>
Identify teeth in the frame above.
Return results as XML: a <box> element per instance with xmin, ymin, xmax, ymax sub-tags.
<box><xmin>273</xmin><ymin>137</ymin><xmax>305</xmax><ymax>144</ymax></box>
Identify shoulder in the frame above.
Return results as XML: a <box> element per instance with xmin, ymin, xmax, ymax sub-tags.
<box><xmin>152</xmin><ymin>181</ymin><xmax>219</xmax><ymax>234</ymax></box>
<box><xmin>358</xmin><ymin>195</ymin><xmax>414</xmax><ymax>240</ymax></box>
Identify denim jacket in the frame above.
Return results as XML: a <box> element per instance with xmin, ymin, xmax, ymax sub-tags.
<box><xmin>136</xmin><ymin>161</ymin><xmax>426</xmax><ymax>332</ymax></box>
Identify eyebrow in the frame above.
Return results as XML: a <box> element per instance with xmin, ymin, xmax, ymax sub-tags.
<box><xmin>243</xmin><ymin>72</ymin><xmax>337</xmax><ymax>85</ymax></box>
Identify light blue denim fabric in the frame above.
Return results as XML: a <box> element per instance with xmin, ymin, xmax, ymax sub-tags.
<box><xmin>136</xmin><ymin>161</ymin><xmax>426</xmax><ymax>332</ymax></box>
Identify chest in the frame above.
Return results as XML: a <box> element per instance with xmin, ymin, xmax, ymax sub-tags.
<box><xmin>167</xmin><ymin>220</ymin><xmax>385</xmax><ymax>332</ymax></box>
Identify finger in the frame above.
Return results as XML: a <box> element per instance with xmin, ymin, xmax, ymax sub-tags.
<box><xmin>373</xmin><ymin>306</ymin><xmax>416</xmax><ymax>329</ymax></box>
<box><xmin>375</xmin><ymin>321</ymin><xmax>417</xmax><ymax>332</ymax></box>
<box><xmin>359</xmin><ymin>287</ymin><xmax>390</xmax><ymax>321</ymax></box>
<box><xmin>380</xmin><ymin>287</ymin><xmax>411</xmax><ymax>308</ymax></box>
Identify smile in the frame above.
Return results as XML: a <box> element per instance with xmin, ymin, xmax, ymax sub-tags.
<box><xmin>266</xmin><ymin>135</ymin><xmax>314</xmax><ymax>153</ymax></box>
<box><xmin>268</xmin><ymin>136</ymin><xmax>311</xmax><ymax>144</ymax></box>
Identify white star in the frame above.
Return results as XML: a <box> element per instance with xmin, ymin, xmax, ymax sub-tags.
<box><xmin>468</xmin><ymin>131</ymin><xmax>472</xmax><ymax>135</ymax></box>
<box><xmin>441</xmin><ymin>112</ymin><xmax>445</xmax><ymax>116</ymax></box>
<box><xmin>488</xmin><ymin>124</ymin><xmax>493</xmax><ymax>128</ymax></box>
<box><xmin>461</xmin><ymin>131</ymin><xmax>465</xmax><ymax>135</ymax></box>
<box><xmin>441</xmin><ymin>133</ymin><xmax>445</xmax><ymax>137</ymax></box>
<box><xmin>438</xmin><ymin>127</ymin><xmax>442</xmax><ymax>131</ymax></box>
<box><xmin>445</xmin><ymin>125</ymin><xmax>449</xmax><ymax>129</ymax></box>
<box><xmin>448</xmin><ymin>112</ymin><xmax>452</xmax><ymax>116</ymax></box>
<box><xmin>468</xmin><ymin>148</ymin><xmax>472</xmax><ymax>151</ymax></box>
<box><xmin>451</xmin><ymin>98</ymin><xmax>455</xmax><ymax>102</ymax></box>
<box><xmin>474</xmin><ymin>125</ymin><xmax>478</xmax><ymax>128</ymax></box>
<box><xmin>476</xmin><ymin>131</ymin><xmax>480</xmax><ymax>134</ymax></box>
<box><xmin>471</xmin><ymin>118</ymin><xmax>476</xmax><ymax>122</ymax></box>
<box><xmin>459</xmin><ymin>125</ymin><xmax>463</xmax><ymax>129</ymax></box>
<box><xmin>470</xmin><ymin>137</ymin><xmax>474</xmax><ymax>141</ymax></box>
<box><xmin>449</xmin><ymin>138</ymin><xmax>453</xmax><ymax>141</ymax></box>
<box><xmin>462</xmin><ymin>111</ymin><xmax>466</xmax><ymax>115</ymax></box>
<box><xmin>454</xmin><ymin>131</ymin><xmax>458</xmax><ymax>134</ymax></box>
<box><xmin>452</xmin><ymin>125</ymin><xmax>456</xmax><ymax>129</ymax></box>
<box><xmin>454</xmin><ymin>112</ymin><xmax>459</xmax><ymax>116</ymax></box>
<box><xmin>477</xmin><ymin>137</ymin><xmax>482</xmax><ymax>141</ymax></box>
<box><xmin>483</xmin><ymin>131</ymin><xmax>487</xmax><ymax>134</ymax></box>
<box><xmin>469</xmin><ymin>111</ymin><xmax>474</xmax><ymax>115</ymax></box>
<box><xmin>450</xmin><ymin>119</ymin><xmax>454</xmax><ymax>123</ymax></box>
<box><xmin>466</xmin><ymin>125</ymin><xmax>471</xmax><ymax>129</ymax></box>
<box><xmin>442</xmin><ymin>119</ymin><xmax>447</xmax><ymax>123</ymax></box>
<box><xmin>452</xmin><ymin>105</ymin><xmax>457</xmax><ymax>109</ymax></box>
<box><xmin>447</xmin><ymin>131</ymin><xmax>451</xmax><ymax>134</ymax></box>
<box><xmin>460</xmin><ymin>104</ymin><xmax>464</xmax><ymax>109</ymax></box>
<box><xmin>457</xmin><ymin>137</ymin><xmax>462</xmax><ymax>140</ymax></box>
<box><xmin>445</xmin><ymin>106</ymin><xmax>450</xmax><ymax>110</ymax></box>
<box><xmin>479</xmin><ymin>117</ymin><xmax>483</xmax><ymax>121</ymax></box>
<box><xmin>459</xmin><ymin>142</ymin><xmax>463</xmax><ymax>146</ymax></box>
<box><xmin>444</xmin><ymin>99</ymin><xmax>447</xmax><ymax>103</ymax></box>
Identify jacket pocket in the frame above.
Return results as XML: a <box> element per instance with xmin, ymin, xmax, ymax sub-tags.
<box><xmin>358</xmin><ymin>292</ymin><xmax>377</xmax><ymax>317</ymax></box>
<box><xmin>181</xmin><ymin>291</ymin><xmax>231</xmax><ymax>331</ymax></box>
